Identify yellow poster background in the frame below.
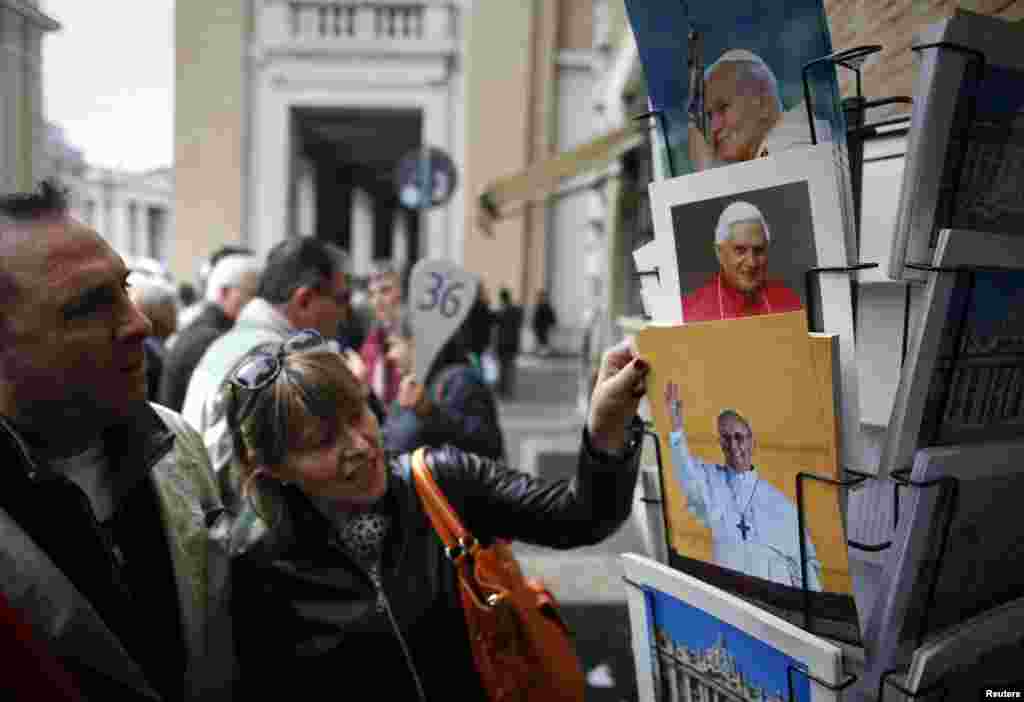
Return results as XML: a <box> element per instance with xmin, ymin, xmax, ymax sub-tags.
<box><xmin>637</xmin><ymin>311</ymin><xmax>852</xmax><ymax>595</ymax></box>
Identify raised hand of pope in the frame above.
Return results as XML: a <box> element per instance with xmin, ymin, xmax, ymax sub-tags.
<box><xmin>586</xmin><ymin>340</ymin><xmax>650</xmax><ymax>453</ymax></box>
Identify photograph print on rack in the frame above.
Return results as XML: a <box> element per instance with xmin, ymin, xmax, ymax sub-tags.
<box><xmin>622</xmin><ymin>554</ymin><xmax>844</xmax><ymax>702</ymax></box>
<box><xmin>890</xmin><ymin>10</ymin><xmax>1024</xmax><ymax>280</ymax></box>
<box><xmin>673</xmin><ymin>182</ymin><xmax>812</xmax><ymax>323</ymax></box>
<box><xmin>650</xmin><ymin>143</ymin><xmax>854</xmax><ymax>325</ymax></box>
<box><xmin>624</xmin><ymin>0</ymin><xmax>847</xmax><ymax>179</ymax></box>
<box><xmin>637</xmin><ymin>312</ymin><xmax>861</xmax><ymax>641</ymax></box>
<box><xmin>882</xmin><ymin>229</ymin><xmax>1024</xmax><ymax>475</ymax></box>
<box><xmin>918</xmin><ymin>269</ymin><xmax>1024</xmax><ymax>447</ymax></box>
<box><xmin>647</xmin><ymin>583</ymin><xmax>809</xmax><ymax>702</ymax></box>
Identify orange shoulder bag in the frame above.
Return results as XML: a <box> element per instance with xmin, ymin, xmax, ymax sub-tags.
<box><xmin>411</xmin><ymin>447</ymin><xmax>586</xmax><ymax>702</ymax></box>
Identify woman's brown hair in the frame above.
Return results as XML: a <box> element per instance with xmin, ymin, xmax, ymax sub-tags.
<box><xmin>228</xmin><ymin>345</ymin><xmax>368</xmax><ymax>484</ymax></box>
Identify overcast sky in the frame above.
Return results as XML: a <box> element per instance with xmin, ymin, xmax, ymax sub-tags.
<box><xmin>41</xmin><ymin>0</ymin><xmax>174</xmax><ymax>172</ymax></box>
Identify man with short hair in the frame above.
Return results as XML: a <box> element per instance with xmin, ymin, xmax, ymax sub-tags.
<box><xmin>0</xmin><ymin>181</ymin><xmax>234</xmax><ymax>700</ymax></box>
<box><xmin>689</xmin><ymin>49</ymin><xmax>827</xmax><ymax>171</ymax></box>
<box><xmin>682</xmin><ymin>200</ymin><xmax>803</xmax><ymax>322</ymax></box>
<box><xmin>159</xmin><ymin>253</ymin><xmax>261</xmax><ymax>411</ymax></box>
<box><xmin>664</xmin><ymin>382</ymin><xmax>822</xmax><ymax>590</ymax></box>
<box><xmin>182</xmin><ymin>236</ymin><xmax>351</xmax><ymax>509</ymax></box>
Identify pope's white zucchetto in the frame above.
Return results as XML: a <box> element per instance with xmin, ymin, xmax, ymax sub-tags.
<box><xmin>714</xmin><ymin>201</ymin><xmax>771</xmax><ymax>245</ymax></box>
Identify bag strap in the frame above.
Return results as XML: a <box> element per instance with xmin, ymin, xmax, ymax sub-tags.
<box><xmin>410</xmin><ymin>448</ymin><xmax>476</xmax><ymax>560</ymax></box>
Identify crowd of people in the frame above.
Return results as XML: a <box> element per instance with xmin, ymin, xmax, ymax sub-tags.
<box><xmin>0</xmin><ymin>179</ymin><xmax>646</xmax><ymax>701</ymax></box>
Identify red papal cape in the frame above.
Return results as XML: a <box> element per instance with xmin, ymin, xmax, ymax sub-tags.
<box><xmin>682</xmin><ymin>272</ymin><xmax>803</xmax><ymax>322</ymax></box>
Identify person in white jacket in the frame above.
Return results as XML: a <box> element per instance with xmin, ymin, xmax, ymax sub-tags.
<box><xmin>664</xmin><ymin>382</ymin><xmax>822</xmax><ymax>590</ymax></box>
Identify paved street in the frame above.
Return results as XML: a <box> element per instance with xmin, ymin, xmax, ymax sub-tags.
<box><xmin>497</xmin><ymin>351</ymin><xmax>649</xmax><ymax>702</ymax></box>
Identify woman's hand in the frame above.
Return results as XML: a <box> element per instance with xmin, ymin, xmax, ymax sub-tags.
<box><xmin>586</xmin><ymin>339</ymin><xmax>649</xmax><ymax>453</ymax></box>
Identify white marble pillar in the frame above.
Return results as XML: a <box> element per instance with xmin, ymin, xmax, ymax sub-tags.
<box><xmin>391</xmin><ymin>206</ymin><xmax>408</xmax><ymax>270</ymax></box>
<box><xmin>350</xmin><ymin>187</ymin><xmax>373</xmax><ymax>277</ymax></box>
<box><xmin>295</xmin><ymin>156</ymin><xmax>316</xmax><ymax>237</ymax></box>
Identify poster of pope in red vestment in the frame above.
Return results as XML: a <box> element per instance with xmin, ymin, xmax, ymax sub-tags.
<box><xmin>649</xmin><ymin>143</ymin><xmax>856</xmax><ymax>327</ymax></box>
<box><xmin>679</xmin><ymin>194</ymin><xmax>808</xmax><ymax>323</ymax></box>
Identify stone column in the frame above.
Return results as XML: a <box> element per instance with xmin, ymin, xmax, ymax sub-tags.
<box><xmin>350</xmin><ymin>187</ymin><xmax>373</xmax><ymax>277</ymax></box>
<box><xmin>295</xmin><ymin>155</ymin><xmax>316</xmax><ymax>237</ymax></box>
<box><xmin>392</xmin><ymin>206</ymin><xmax>409</xmax><ymax>270</ymax></box>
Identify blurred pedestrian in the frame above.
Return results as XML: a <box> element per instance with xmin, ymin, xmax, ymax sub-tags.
<box><xmin>182</xmin><ymin>236</ymin><xmax>355</xmax><ymax>512</ymax></box>
<box><xmin>494</xmin><ymin>287</ymin><xmax>523</xmax><ymax>398</ymax></box>
<box><xmin>359</xmin><ymin>263</ymin><xmax>404</xmax><ymax>405</ymax></box>
<box><xmin>222</xmin><ymin>331</ymin><xmax>649</xmax><ymax>700</ymax></box>
<box><xmin>336</xmin><ymin>277</ymin><xmax>372</xmax><ymax>351</ymax></box>
<box><xmin>532</xmin><ymin>288</ymin><xmax>557</xmax><ymax>356</ymax></box>
<box><xmin>127</xmin><ymin>273</ymin><xmax>179</xmax><ymax>402</ymax></box>
<box><xmin>178</xmin><ymin>244</ymin><xmax>254</xmax><ymax>331</ymax></box>
<box><xmin>159</xmin><ymin>253</ymin><xmax>262</xmax><ymax>411</ymax></box>
<box><xmin>377</xmin><ymin>310</ymin><xmax>490</xmax><ymax>456</ymax></box>
<box><xmin>0</xmin><ymin>180</ymin><xmax>234</xmax><ymax>700</ymax></box>
<box><xmin>383</xmin><ymin>284</ymin><xmax>505</xmax><ymax>461</ymax></box>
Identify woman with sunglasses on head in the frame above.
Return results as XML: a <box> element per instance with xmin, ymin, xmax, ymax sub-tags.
<box><xmin>222</xmin><ymin>329</ymin><xmax>649</xmax><ymax>701</ymax></box>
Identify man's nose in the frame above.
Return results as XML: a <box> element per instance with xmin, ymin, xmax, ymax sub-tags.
<box><xmin>119</xmin><ymin>299</ymin><xmax>153</xmax><ymax>341</ymax></box>
<box><xmin>710</xmin><ymin>111</ymin><xmax>724</xmax><ymax>133</ymax></box>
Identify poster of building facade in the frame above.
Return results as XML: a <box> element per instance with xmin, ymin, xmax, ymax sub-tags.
<box><xmin>858</xmin><ymin>440</ymin><xmax>1024</xmax><ymax>701</ymax></box>
<box><xmin>622</xmin><ymin>554</ymin><xmax>843</xmax><ymax>702</ymax></box>
<box><xmin>889</xmin><ymin>10</ymin><xmax>1024</xmax><ymax>281</ymax></box>
<box><xmin>882</xmin><ymin>229</ymin><xmax>1024</xmax><ymax>475</ymax></box>
<box><xmin>636</xmin><ymin>312</ymin><xmax>860</xmax><ymax>638</ymax></box>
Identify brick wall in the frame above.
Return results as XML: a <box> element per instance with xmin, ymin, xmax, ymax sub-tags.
<box><xmin>825</xmin><ymin>0</ymin><xmax>1024</xmax><ymax>116</ymax></box>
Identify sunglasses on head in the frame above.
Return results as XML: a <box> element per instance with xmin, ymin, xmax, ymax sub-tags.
<box><xmin>229</xmin><ymin>329</ymin><xmax>328</xmax><ymax>430</ymax></box>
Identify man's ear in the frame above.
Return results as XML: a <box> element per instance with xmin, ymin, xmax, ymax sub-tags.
<box><xmin>714</xmin><ymin>243</ymin><xmax>725</xmax><ymax>267</ymax></box>
<box><xmin>290</xmin><ymin>284</ymin><xmax>318</xmax><ymax>310</ymax></box>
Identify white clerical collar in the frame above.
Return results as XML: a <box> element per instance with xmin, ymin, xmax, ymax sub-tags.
<box><xmin>718</xmin><ymin>464</ymin><xmax>757</xmax><ymax>486</ymax></box>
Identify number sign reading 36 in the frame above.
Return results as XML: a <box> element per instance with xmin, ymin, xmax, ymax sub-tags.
<box><xmin>409</xmin><ymin>259</ymin><xmax>481</xmax><ymax>383</ymax></box>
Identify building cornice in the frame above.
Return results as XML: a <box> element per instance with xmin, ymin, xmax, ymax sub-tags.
<box><xmin>256</xmin><ymin>38</ymin><xmax>458</xmax><ymax>61</ymax></box>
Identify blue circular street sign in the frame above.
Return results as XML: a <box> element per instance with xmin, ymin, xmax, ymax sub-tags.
<box><xmin>394</xmin><ymin>146</ymin><xmax>458</xmax><ymax>210</ymax></box>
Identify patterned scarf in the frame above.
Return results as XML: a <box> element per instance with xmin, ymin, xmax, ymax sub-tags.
<box><xmin>330</xmin><ymin>507</ymin><xmax>393</xmax><ymax>612</ymax></box>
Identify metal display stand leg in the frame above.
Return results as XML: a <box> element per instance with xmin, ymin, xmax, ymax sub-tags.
<box><xmin>878</xmin><ymin>667</ymin><xmax>949</xmax><ymax>702</ymax></box>
<box><xmin>787</xmin><ymin>664</ymin><xmax>858</xmax><ymax>702</ymax></box>
<box><xmin>794</xmin><ymin>469</ymin><xmax>891</xmax><ymax>647</ymax></box>
<box><xmin>804</xmin><ymin>263</ymin><xmax>879</xmax><ymax>338</ymax></box>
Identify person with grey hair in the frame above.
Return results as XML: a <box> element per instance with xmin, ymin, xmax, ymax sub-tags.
<box><xmin>689</xmin><ymin>49</ymin><xmax>829</xmax><ymax>171</ymax></box>
<box><xmin>182</xmin><ymin>236</ymin><xmax>354</xmax><ymax>511</ymax></box>
<box><xmin>682</xmin><ymin>200</ymin><xmax>802</xmax><ymax>322</ymax></box>
<box><xmin>159</xmin><ymin>253</ymin><xmax>262</xmax><ymax>411</ymax></box>
<box><xmin>663</xmin><ymin>382</ymin><xmax>822</xmax><ymax>590</ymax></box>
<box><xmin>127</xmin><ymin>272</ymin><xmax>179</xmax><ymax>402</ymax></box>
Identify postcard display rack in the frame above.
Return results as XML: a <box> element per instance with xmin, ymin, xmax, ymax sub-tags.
<box><xmin>633</xmin><ymin>37</ymin><xmax>1024</xmax><ymax>702</ymax></box>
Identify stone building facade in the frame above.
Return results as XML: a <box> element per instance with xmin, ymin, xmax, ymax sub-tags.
<box><xmin>0</xmin><ymin>0</ymin><xmax>59</xmax><ymax>193</ymax></box>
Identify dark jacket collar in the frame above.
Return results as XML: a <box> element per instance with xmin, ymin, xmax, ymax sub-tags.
<box><xmin>196</xmin><ymin>302</ymin><xmax>233</xmax><ymax>332</ymax></box>
<box><xmin>0</xmin><ymin>404</ymin><xmax>175</xmax><ymax>493</ymax></box>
